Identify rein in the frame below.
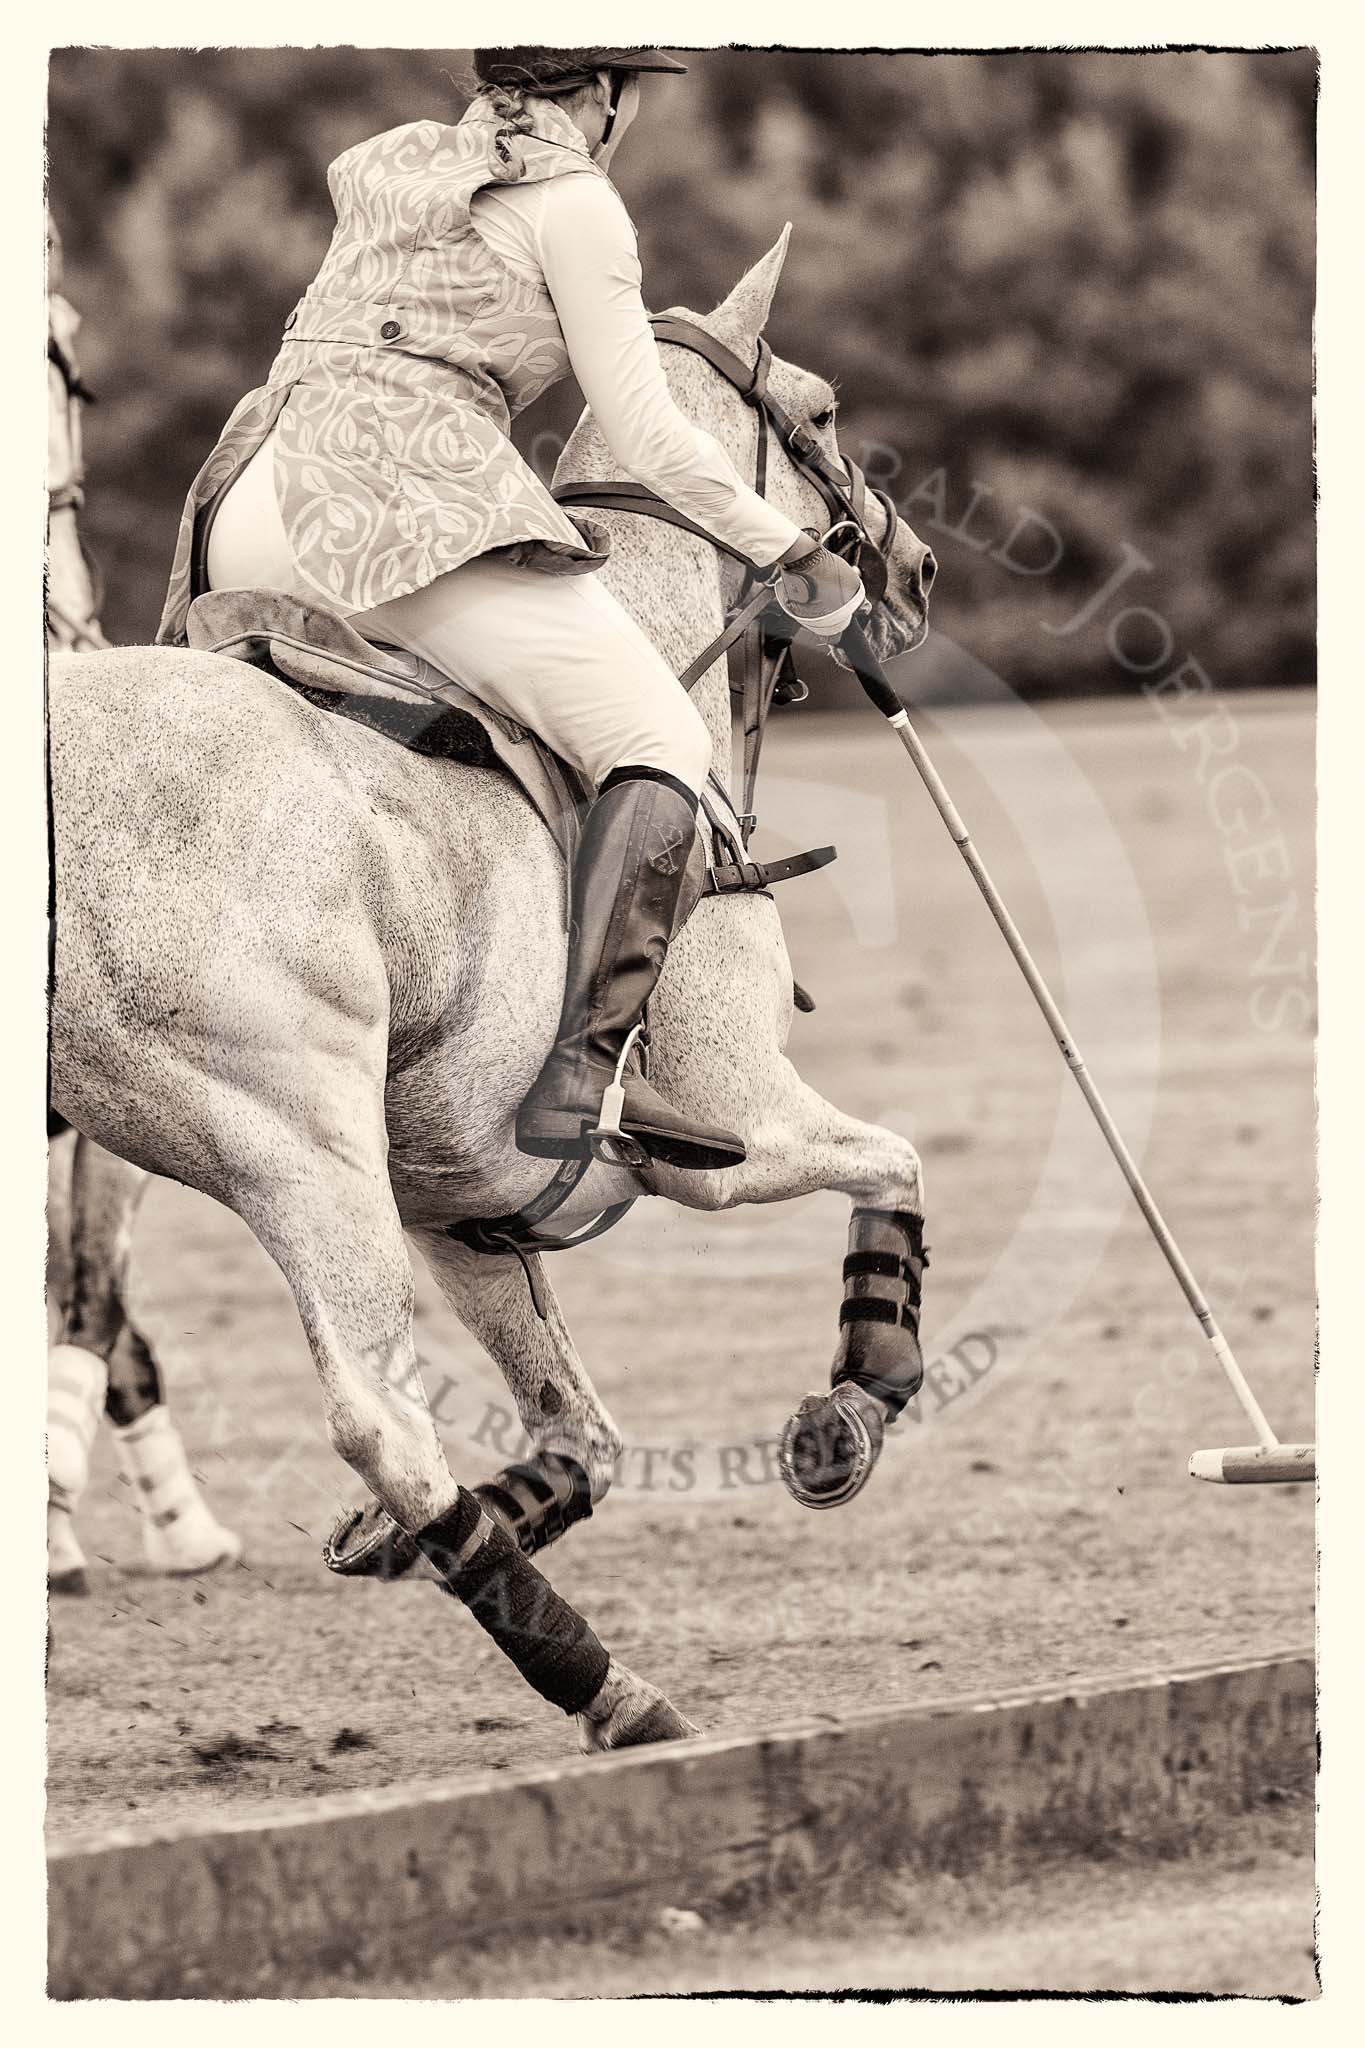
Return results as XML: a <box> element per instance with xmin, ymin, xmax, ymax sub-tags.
<box><xmin>47</xmin><ymin>332</ymin><xmax>109</xmax><ymax>652</ymax></box>
<box><xmin>554</xmin><ymin>315</ymin><xmax>899</xmax><ymax>844</ymax></box>
<box><xmin>449</xmin><ymin>315</ymin><xmax>899</xmax><ymax>1295</ymax></box>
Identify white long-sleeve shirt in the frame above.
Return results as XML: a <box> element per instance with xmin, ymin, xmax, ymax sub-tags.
<box><xmin>470</xmin><ymin>174</ymin><xmax>803</xmax><ymax>569</ymax></box>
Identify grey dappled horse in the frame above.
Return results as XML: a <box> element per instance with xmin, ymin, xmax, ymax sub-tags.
<box><xmin>49</xmin><ymin>237</ymin><xmax>932</xmax><ymax>1745</ymax></box>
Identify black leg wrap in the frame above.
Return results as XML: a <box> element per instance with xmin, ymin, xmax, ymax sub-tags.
<box><xmin>415</xmin><ymin>1489</ymin><xmax>610</xmax><ymax>1717</ymax></box>
<box><xmin>474</xmin><ymin>1451</ymin><xmax>593</xmax><ymax>1558</ymax></box>
<box><xmin>831</xmin><ymin>1207</ymin><xmax>928</xmax><ymax>1418</ymax></box>
<box><xmin>322</xmin><ymin>1451</ymin><xmax>593</xmax><ymax>1581</ymax></box>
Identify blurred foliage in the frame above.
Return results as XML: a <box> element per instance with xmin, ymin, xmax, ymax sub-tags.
<box><xmin>47</xmin><ymin>47</ymin><xmax>1314</xmax><ymax>690</ymax></box>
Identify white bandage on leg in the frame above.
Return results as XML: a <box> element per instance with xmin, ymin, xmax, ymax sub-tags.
<box><xmin>113</xmin><ymin>1405</ymin><xmax>243</xmax><ymax>1575</ymax></box>
<box><xmin>47</xmin><ymin>1344</ymin><xmax>108</xmax><ymax>1515</ymax></box>
<box><xmin>48</xmin><ymin>1343</ymin><xmax>107</xmax><ymax>1587</ymax></box>
<box><xmin>355</xmin><ymin>556</ymin><xmax>714</xmax><ymax>795</ymax></box>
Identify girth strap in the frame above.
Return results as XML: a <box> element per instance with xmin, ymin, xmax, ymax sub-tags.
<box><xmin>444</xmin><ymin>1160</ymin><xmax>637</xmax><ymax>1321</ymax></box>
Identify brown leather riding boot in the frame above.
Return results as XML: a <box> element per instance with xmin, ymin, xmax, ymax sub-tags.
<box><xmin>516</xmin><ymin>767</ymin><xmax>746</xmax><ymax>1172</ymax></box>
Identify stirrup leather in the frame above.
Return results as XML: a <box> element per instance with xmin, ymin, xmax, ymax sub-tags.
<box><xmin>586</xmin><ymin>1021</ymin><xmax>650</xmax><ymax>1169</ymax></box>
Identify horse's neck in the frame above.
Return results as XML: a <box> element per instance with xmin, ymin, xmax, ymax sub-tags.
<box><xmin>554</xmin><ymin>396</ymin><xmax>762</xmax><ymax>805</ymax></box>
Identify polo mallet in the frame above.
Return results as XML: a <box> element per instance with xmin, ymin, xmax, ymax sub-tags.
<box><xmin>839</xmin><ymin>620</ymin><xmax>1314</xmax><ymax>1486</ymax></box>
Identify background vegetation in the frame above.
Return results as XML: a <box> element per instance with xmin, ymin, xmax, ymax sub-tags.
<box><xmin>47</xmin><ymin>47</ymin><xmax>1315</xmax><ymax>694</ymax></box>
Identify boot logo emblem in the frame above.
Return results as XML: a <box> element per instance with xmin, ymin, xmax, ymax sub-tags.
<box><xmin>649</xmin><ymin>825</ymin><xmax>689</xmax><ymax>876</ymax></box>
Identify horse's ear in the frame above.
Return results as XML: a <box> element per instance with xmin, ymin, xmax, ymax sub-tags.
<box><xmin>704</xmin><ymin>225</ymin><xmax>793</xmax><ymax>352</ymax></box>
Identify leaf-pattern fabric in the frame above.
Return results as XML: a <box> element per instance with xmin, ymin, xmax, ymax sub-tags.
<box><xmin>157</xmin><ymin>94</ymin><xmax>609</xmax><ymax>643</ymax></box>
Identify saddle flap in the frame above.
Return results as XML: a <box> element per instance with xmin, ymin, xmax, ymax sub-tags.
<box><xmin>185</xmin><ymin>589</ymin><xmax>435</xmax><ymax>706</ymax></box>
<box><xmin>183</xmin><ymin>586</ymin><xmax>588</xmax><ymax>884</ymax></box>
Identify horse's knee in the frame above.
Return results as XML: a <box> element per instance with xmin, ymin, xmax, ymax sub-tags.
<box><xmin>325</xmin><ymin>1403</ymin><xmax>384</xmax><ymax>1481</ymax></box>
<box><xmin>839</xmin><ymin>1126</ymin><xmax>925</xmax><ymax>1213</ymax></box>
<box><xmin>894</xmin><ymin>1143</ymin><xmax>926</xmax><ymax>1212</ymax></box>
<box><xmin>324</xmin><ymin>1374</ymin><xmax>453</xmax><ymax>1532</ymax></box>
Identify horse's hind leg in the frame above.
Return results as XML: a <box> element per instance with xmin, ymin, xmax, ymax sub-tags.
<box><xmin>663</xmin><ymin>1069</ymin><xmax>928</xmax><ymax>1509</ymax></box>
<box><xmin>47</xmin><ymin>1135</ymin><xmax>241</xmax><ymax>1588</ymax></box>
<box><xmin>244</xmin><ymin>1130</ymin><xmax>690</xmax><ymax>1753</ymax></box>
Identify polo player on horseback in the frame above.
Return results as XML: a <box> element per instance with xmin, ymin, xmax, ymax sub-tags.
<box><xmin>47</xmin><ymin>210</ymin><xmax>108</xmax><ymax>654</ymax></box>
<box><xmin>158</xmin><ymin>47</ymin><xmax>865</xmax><ymax>1175</ymax></box>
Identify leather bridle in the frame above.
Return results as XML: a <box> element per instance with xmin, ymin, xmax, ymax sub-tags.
<box><xmin>557</xmin><ymin>316</ymin><xmax>899</xmax><ymax>604</ymax></box>
<box><xmin>553</xmin><ymin>314</ymin><xmax>901</xmax><ymax>853</ymax></box>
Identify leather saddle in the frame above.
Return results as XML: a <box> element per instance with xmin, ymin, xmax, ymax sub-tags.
<box><xmin>184</xmin><ymin>588</ymin><xmax>589</xmax><ymax>864</ymax></box>
<box><xmin>184</xmin><ymin>588</ymin><xmax>827</xmax><ymax>922</ymax></box>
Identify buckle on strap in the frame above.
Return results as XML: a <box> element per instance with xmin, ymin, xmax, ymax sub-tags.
<box><xmin>705</xmin><ymin>844</ymin><xmax>837</xmax><ymax>897</ymax></box>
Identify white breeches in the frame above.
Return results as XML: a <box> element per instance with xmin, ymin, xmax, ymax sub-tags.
<box><xmin>206</xmin><ymin>429</ymin><xmax>712</xmax><ymax>795</ymax></box>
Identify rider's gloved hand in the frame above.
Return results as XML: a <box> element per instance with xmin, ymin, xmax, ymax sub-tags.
<box><xmin>772</xmin><ymin>536</ymin><xmax>866</xmax><ymax>638</ymax></box>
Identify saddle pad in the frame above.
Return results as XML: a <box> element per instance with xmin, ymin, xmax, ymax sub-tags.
<box><xmin>185</xmin><ymin>588</ymin><xmax>587</xmax><ymax>869</ymax></box>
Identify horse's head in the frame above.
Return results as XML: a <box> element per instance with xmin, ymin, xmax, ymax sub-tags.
<box><xmin>680</xmin><ymin>228</ymin><xmax>935</xmax><ymax>666</ymax></box>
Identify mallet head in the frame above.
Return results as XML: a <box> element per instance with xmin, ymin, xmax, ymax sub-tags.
<box><xmin>1189</xmin><ymin>1443</ymin><xmax>1314</xmax><ymax>1484</ymax></box>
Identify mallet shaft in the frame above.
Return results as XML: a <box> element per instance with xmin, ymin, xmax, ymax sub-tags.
<box><xmin>882</xmin><ymin>704</ymin><xmax>1278</xmax><ymax>1449</ymax></box>
<box><xmin>837</xmin><ymin>613</ymin><xmax>1280</xmax><ymax>1450</ymax></box>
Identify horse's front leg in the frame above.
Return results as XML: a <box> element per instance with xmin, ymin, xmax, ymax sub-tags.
<box><xmin>238</xmin><ymin>1106</ymin><xmax>691</xmax><ymax>1756</ymax></box>
<box><xmin>658</xmin><ymin>1063</ymin><xmax>928</xmax><ymax>1509</ymax></box>
<box><xmin>413</xmin><ymin>1234</ymin><xmax>695</xmax><ymax>1753</ymax></box>
<box><xmin>414</xmin><ymin>1229</ymin><xmax>626</xmax><ymax>1547</ymax></box>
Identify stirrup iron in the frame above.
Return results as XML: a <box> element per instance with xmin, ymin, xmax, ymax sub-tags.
<box><xmin>587</xmin><ymin>1022</ymin><xmax>650</xmax><ymax>1169</ymax></box>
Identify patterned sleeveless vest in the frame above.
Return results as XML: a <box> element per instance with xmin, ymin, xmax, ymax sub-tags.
<box><xmin>156</xmin><ymin>93</ymin><xmax>612</xmax><ymax>644</ymax></box>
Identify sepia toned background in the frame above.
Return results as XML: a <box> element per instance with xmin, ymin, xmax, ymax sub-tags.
<box><xmin>46</xmin><ymin>45</ymin><xmax>1315</xmax><ymax>694</ymax></box>
<box><xmin>45</xmin><ymin>46</ymin><xmax>1319</xmax><ymax>1994</ymax></box>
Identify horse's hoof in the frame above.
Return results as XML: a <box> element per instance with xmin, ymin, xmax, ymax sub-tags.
<box><xmin>577</xmin><ymin>1672</ymin><xmax>699</xmax><ymax>1753</ymax></box>
<box><xmin>48</xmin><ymin>1566</ymin><xmax>89</xmax><ymax>1598</ymax></box>
<box><xmin>322</xmin><ymin>1501</ymin><xmax>421</xmax><ymax>1580</ymax></box>
<box><xmin>144</xmin><ymin>1516</ymin><xmax>245</xmax><ymax>1577</ymax></box>
<box><xmin>778</xmin><ymin>1384</ymin><xmax>886</xmax><ymax>1509</ymax></box>
<box><xmin>155</xmin><ymin>1543</ymin><xmax>244</xmax><ymax>1578</ymax></box>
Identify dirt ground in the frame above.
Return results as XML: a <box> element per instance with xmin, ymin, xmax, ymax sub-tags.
<box><xmin>47</xmin><ymin>690</ymin><xmax>1315</xmax><ymax>1884</ymax></box>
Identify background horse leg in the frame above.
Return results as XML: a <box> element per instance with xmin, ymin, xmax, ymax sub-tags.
<box><xmin>47</xmin><ymin>1133</ymin><xmax>241</xmax><ymax>1587</ymax></box>
<box><xmin>46</xmin><ymin>1132</ymin><xmax>100</xmax><ymax>1594</ymax></box>
<box><xmin>661</xmin><ymin>1064</ymin><xmax>928</xmax><ymax>1506</ymax></box>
